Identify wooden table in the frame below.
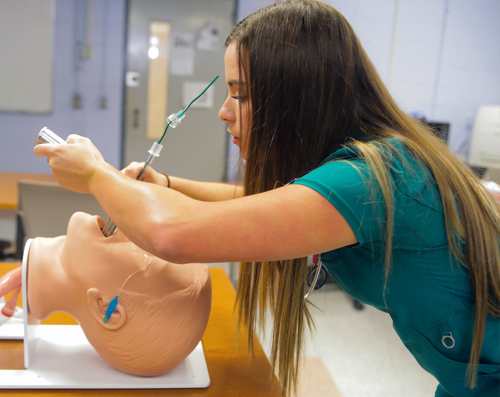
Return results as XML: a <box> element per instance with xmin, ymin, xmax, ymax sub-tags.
<box><xmin>0</xmin><ymin>173</ymin><xmax>56</xmax><ymax>210</ymax></box>
<box><xmin>0</xmin><ymin>264</ymin><xmax>282</xmax><ymax>396</ymax></box>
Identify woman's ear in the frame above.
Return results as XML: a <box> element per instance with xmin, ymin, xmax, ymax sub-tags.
<box><xmin>87</xmin><ymin>288</ymin><xmax>127</xmax><ymax>331</ymax></box>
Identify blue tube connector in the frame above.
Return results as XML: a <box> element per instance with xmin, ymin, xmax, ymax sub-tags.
<box><xmin>103</xmin><ymin>296</ymin><xmax>118</xmax><ymax>323</ymax></box>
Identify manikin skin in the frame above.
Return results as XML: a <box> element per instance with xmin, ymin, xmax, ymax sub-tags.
<box><xmin>24</xmin><ymin>211</ymin><xmax>212</xmax><ymax>376</ymax></box>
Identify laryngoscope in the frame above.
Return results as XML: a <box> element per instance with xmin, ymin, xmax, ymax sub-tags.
<box><xmin>36</xmin><ymin>127</ymin><xmax>68</xmax><ymax>145</ymax></box>
<box><xmin>35</xmin><ymin>75</ymin><xmax>219</xmax><ymax>238</ymax></box>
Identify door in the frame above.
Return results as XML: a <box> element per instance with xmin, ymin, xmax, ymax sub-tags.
<box><xmin>123</xmin><ymin>0</ymin><xmax>235</xmax><ymax>181</ymax></box>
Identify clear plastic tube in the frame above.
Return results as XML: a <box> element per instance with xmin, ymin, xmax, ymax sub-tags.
<box><xmin>102</xmin><ymin>76</ymin><xmax>218</xmax><ymax>237</ymax></box>
<box><xmin>166</xmin><ymin>111</ymin><xmax>185</xmax><ymax>128</ymax></box>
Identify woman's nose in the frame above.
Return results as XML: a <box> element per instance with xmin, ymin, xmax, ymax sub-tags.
<box><xmin>218</xmin><ymin>99</ymin><xmax>235</xmax><ymax>123</ymax></box>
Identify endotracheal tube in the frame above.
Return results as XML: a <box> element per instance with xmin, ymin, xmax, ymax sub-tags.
<box><xmin>101</xmin><ymin>75</ymin><xmax>219</xmax><ymax>238</ymax></box>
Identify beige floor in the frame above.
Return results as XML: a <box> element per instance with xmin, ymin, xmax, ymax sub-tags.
<box><xmin>297</xmin><ymin>357</ymin><xmax>342</xmax><ymax>397</ymax></box>
<box><xmin>257</xmin><ymin>283</ymin><xmax>439</xmax><ymax>397</ymax></box>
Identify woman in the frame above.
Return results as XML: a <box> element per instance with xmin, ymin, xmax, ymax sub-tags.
<box><xmin>34</xmin><ymin>1</ymin><xmax>499</xmax><ymax>396</ymax></box>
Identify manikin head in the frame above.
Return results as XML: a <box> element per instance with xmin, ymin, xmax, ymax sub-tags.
<box><xmin>27</xmin><ymin>212</ymin><xmax>212</xmax><ymax>376</ymax></box>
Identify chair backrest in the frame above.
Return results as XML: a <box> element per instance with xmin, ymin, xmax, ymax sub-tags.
<box><xmin>485</xmin><ymin>167</ymin><xmax>500</xmax><ymax>184</ymax></box>
<box><xmin>17</xmin><ymin>180</ymin><xmax>108</xmax><ymax>240</ymax></box>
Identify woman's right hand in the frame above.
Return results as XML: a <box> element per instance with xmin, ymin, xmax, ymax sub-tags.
<box><xmin>121</xmin><ymin>162</ymin><xmax>169</xmax><ymax>187</ymax></box>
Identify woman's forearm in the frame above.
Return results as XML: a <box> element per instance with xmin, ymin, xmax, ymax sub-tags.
<box><xmin>122</xmin><ymin>162</ymin><xmax>243</xmax><ymax>202</ymax></box>
<box><xmin>86</xmin><ymin>161</ymin><xmax>358</xmax><ymax>265</ymax></box>
<box><xmin>88</xmin><ymin>163</ymin><xmax>200</xmax><ymax>261</ymax></box>
<box><xmin>169</xmin><ymin>175</ymin><xmax>244</xmax><ymax>201</ymax></box>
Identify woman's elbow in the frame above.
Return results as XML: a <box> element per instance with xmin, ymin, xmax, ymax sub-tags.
<box><xmin>148</xmin><ymin>221</ymin><xmax>191</xmax><ymax>264</ymax></box>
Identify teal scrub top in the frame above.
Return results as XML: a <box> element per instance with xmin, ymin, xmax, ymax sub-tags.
<box><xmin>292</xmin><ymin>139</ymin><xmax>500</xmax><ymax>397</ymax></box>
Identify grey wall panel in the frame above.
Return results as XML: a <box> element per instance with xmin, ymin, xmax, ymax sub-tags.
<box><xmin>123</xmin><ymin>0</ymin><xmax>236</xmax><ymax>182</ymax></box>
<box><xmin>0</xmin><ymin>0</ymin><xmax>55</xmax><ymax>113</ymax></box>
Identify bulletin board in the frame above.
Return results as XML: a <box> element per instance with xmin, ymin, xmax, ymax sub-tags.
<box><xmin>0</xmin><ymin>0</ymin><xmax>54</xmax><ymax>113</ymax></box>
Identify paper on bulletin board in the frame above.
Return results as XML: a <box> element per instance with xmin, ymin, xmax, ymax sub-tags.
<box><xmin>182</xmin><ymin>82</ymin><xmax>215</xmax><ymax>109</ymax></box>
<box><xmin>197</xmin><ymin>23</ymin><xmax>220</xmax><ymax>51</ymax></box>
<box><xmin>170</xmin><ymin>33</ymin><xmax>195</xmax><ymax>76</ymax></box>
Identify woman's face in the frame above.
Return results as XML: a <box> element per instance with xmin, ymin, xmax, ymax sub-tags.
<box><xmin>219</xmin><ymin>42</ymin><xmax>251</xmax><ymax>160</ymax></box>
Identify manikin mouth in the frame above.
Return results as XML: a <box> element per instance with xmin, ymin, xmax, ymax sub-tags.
<box><xmin>97</xmin><ymin>216</ymin><xmax>106</xmax><ymax>231</ymax></box>
<box><xmin>93</xmin><ymin>215</ymin><xmax>117</xmax><ymax>239</ymax></box>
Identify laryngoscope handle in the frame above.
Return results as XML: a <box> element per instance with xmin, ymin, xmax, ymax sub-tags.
<box><xmin>34</xmin><ymin>127</ymin><xmax>118</xmax><ymax>237</ymax></box>
<box><xmin>36</xmin><ymin>127</ymin><xmax>67</xmax><ymax>145</ymax></box>
<box><xmin>34</xmin><ymin>126</ymin><xmax>153</xmax><ymax>238</ymax></box>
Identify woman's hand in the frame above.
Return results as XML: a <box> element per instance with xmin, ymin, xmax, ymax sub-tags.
<box><xmin>33</xmin><ymin>134</ymin><xmax>106</xmax><ymax>194</ymax></box>
<box><xmin>122</xmin><ymin>162</ymin><xmax>169</xmax><ymax>187</ymax></box>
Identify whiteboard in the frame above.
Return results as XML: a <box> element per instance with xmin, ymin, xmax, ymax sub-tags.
<box><xmin>0</xmin><ymin>0</ymin><xmax>54</xmax><ymax>113</ymax></box>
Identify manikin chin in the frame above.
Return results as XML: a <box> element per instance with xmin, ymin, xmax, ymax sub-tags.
<box><xmin>26</xmin><ymin>212</ymin><xmax>212</xmax><ymax>376</ymax></box>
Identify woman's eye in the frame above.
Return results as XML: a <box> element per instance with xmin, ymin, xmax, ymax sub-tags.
<box><xmin>232</xmin><ymin>94</ymin><xmax>248</xmax><ymax>102</ymax></box>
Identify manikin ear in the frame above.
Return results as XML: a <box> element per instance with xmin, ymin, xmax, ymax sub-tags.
<box><xmin>87</xmin><ymin>288</ymin><xmax>127</xmax><ymax>331</ymax></box>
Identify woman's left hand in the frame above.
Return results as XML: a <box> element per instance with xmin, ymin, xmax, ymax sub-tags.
<box><xmin>33</xmin><ymin>134</ymin><xmax>106</xmax><ymax>194</ymax></box>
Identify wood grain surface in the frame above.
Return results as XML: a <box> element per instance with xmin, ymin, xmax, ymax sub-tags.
<box><xmin>0</xmin><ymin>264</ymin><xmax>283</xmax><ymax>396</ymax></box>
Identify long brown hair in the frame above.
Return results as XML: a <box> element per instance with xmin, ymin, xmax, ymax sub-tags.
<box><xmin>227</xmin><ymin>1</ymin><xmax>500</xmax><ymax>395</ymax></box>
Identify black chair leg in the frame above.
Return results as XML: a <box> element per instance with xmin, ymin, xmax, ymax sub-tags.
<box><xmin>353</xmin><ymin>299</ymin><xmax>364</xmax><ymax>310</ymax></box>
<box><xmin>15</xmin><ymin>214</ymin><xmax>25</xmax><ymax>260</ymax></box>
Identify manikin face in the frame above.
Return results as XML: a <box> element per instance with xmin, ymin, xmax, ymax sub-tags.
<box><xmin>60</xmin><ymin>212</ymin><xmax>201</xmax><ymax>298</ymax></box>
<box><xmin>27</xmin><ymin>212</ymin><xmax>212</xmax><ymax>376</ymax></box>
<box><xmin>219</xmin><ymin>42</ymin><xmax>251</xmax><ymax>160</ymax></box>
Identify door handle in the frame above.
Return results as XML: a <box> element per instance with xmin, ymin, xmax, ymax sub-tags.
<box><xmin>133</xmin><ymin>109</ymin><xmax>139</xmax><ymax>128</ymax></box>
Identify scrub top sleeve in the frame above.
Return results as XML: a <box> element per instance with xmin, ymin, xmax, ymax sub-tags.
<box><xmin>292</xmin><ymin>159</ymin><xmax>386</xmax><ymax>246</ymax></box>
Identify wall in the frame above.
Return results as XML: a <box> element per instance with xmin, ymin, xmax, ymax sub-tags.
<box><xmin>0</xmin><ymin>0</ymin><xmax>498</xmax><ymax>174</ymax></box>
<box><xmin>0</xmin><ymin>0</ymin><xmax>54</xmax><ymax>113</ymax></box>
<box><xmin>235</xmin><ymin>0</ymin><xmax>500</xmax><ymax>158</ymax></box>
<box><xmin>0</xmin><ymin>0</ymin><xmax>126</xmax><ymax>173</ymax></box>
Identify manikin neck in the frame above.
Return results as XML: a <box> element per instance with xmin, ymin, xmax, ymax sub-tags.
<box><xmin>27</xmin><ymin>239</ymin><xmax>78</xmax><ymax>320</ymax></box>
